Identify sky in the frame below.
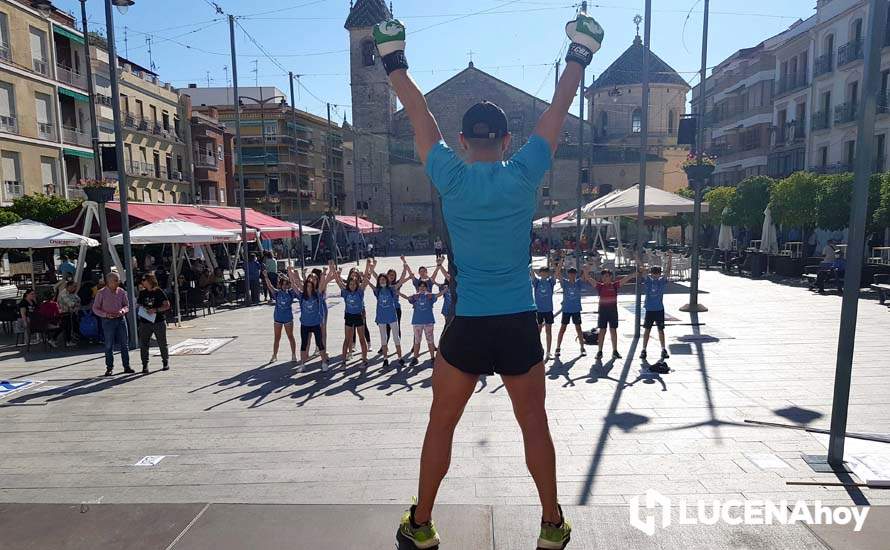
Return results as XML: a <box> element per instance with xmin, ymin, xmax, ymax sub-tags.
<box><xmin>51</xmin><ymin>0</ymin><xmax>814</xmax><ymax>122</ymax></box>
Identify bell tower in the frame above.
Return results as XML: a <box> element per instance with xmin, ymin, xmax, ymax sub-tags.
<box><xmin>345</xmin><ymin>0</ymin><xmax>396</xmax><ymax>135</ymax></box>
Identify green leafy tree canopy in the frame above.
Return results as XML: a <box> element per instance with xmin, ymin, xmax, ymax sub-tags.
<box><xmin>769</xmin><ymin>171</ymin><xmax>819</xmax><ymax>229</ymax></box>
<box><xmin>703</xmin><ymin>186</ymin><xmax>736</xmax><ymax>226</ymax></box>
<box><xmin>728</xmin><ymin>176</ymin><xmax>773</xmax><ymax>230</ymax></box>
<box><xmin>5</xmin><ymin>195</ymin><xmax>82</xmax><ymax>225</ymax></box>
<box><xmin>0</xmin><ymin>210</ymin><xmax>22</xmax><ymax>227</ymax></box>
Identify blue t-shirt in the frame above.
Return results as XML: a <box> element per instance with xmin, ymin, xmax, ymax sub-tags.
<box><xmin>643</xmin><ymin>276</ymin><xmax>668</xmax><ymax>311</ymax></box>
<box><xmin>59</xmin><ymin>262</ymin><xmax>76</xmax><ymax>275</ymax></box>
<box><xmin>439</xmin><ymin>284</ymin><xmax>453</xmax><ymax>317</ymax></box>
<box><xmin>413</xmin><ymin>276</ymin><xmax>433</xmax><ymax>290</ymax></box>
<box><xmin>533</xmin><ymin>277</ymin><xmax>556</xmax><ymax>312</ymax></box>
<box><xmin>246</xmin><ymin>260</ymin><xmax>261</xmax><ymax>282</ymax></box>
<box><xmin>560</xmin><ymin>278</ymin><xmax>587</xmax><ymax>314</ymax></box>
<box><xmin>341</xmin><ymin>288</ymin><xmax>365</xmax><ymax>315</ymax></box>
<box><xmin>409</xmin><ymin>293</ymin><xmax>437</xmax><ymax>325</ymax></box>
<box><xmin>374</xmin><ymin>286</ymin><xmax>399</xmax><ymax>324</ymax></box>
<box><xmin>273</xmin><ymin>289</ymin><xmax>297</xmax><ymax>323</ymax></box>
<box><xmin>295</xmin><ymin>290</ymin><xmax>323</xmax><ymax>327</ymax></box>
<box><xmin>426</xmin><ymin>135</ymin><xmax>551</xmax><ymax>316</ymax></box>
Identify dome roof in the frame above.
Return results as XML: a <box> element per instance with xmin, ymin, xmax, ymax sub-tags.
<box><xmin>592</xmin><ymin>36</ymin><xmax>689</xmax><ymax>90</ymax></box>
<box><xmin>345</xmin><ymin>0</ymin><xmax>392</xmax><ymax>30</ymax></box>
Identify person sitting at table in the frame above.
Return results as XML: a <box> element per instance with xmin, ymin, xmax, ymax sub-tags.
<box><xmin>210</xmin><ymin>268</ymin><xmax>227</xmax><ymax>301</ymax></box>
<box><xmin>821</xmin><ymin>239</ymin><xmax>838</xmax><ymax>267</ymax></box>
<box><xmin>36</xmin><ymin>292</ymin><xmax>64</xmax><ymax>347</ymax></box>
<box><xmin>816</xmin><ymin>250</ymin><xmax>846</xmax><ymax>294</ymax></box>
<box><xmin>57</xmin><ymin>280</ymin><xmax>81</xmax><ymax>346</ymax></box>
<box><xmin>16</xmin><ymin>289</ymin><xmax>37</xmax><ymax>341</ymax></box>
<box><xmin>198</xmin><ymin>267</ymin><xmax>213</xmax><ymax>290</ymax></box>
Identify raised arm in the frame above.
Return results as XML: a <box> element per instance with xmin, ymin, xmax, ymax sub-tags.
<box><xmin>554</xmin><ymin>256</ymin><xmax>563</xmax><ymax>281</ymax></box>
<box><xmin>332</xmin><ymin>267</ymin><xmax>345</xmax><ymax>290</ymax></box>
<box><xmin>374</xmin><ymin>20</ymin><xmax>442</xmax><ymax>164</ymax></box>
<box><xmin>533</xmin><ymin>13</ymin><xmax>603</xmax><ymax>153</ymax></box>
<box><xmin>262</xmin><ymin>271</ymin><xmax>277</xmax><ymax>296</ymax></box>
<box><xmin>401</xmin><ymin>256</ymin><xmax>415</xmax><ymax>280</ymax></box>
<box><xmin>361</xmin><ymin>260</ymin><xmax>372</xmax><ymax>290</ymax></box>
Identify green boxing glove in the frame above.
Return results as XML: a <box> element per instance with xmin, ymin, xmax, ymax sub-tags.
<box><xmin>565</xmin><ymin>13</ymin><xmax>604</xmax><ymax>67</ymax></box>
<box><xmin>373</xmin><ymin>19</ymin><xmax>408</xmax><ymax>75</ymax></box>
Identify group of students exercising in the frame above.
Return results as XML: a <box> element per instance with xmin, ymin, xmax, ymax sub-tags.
<box><xmin>260</xmin><ymin>256</ymin><xmax>453</xmax><ymax>373</ymax></box>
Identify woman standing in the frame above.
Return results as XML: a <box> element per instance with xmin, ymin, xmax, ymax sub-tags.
<box><xmin>289</xmin><ymin>267</ymin><xmax>332</xmax><ymax>372</ymax></box>
<box><xmin>370</xmin><ymin>272</ymin><xmax>405</xmax><ymax>367</ymax></box>
<box><xmin>400</xmin><ymin>280</ymin><xmax>445</xmax><ymax>366</ymax></box>
<box><xmin>263</xmin><ymin>269</ymin><xmax>298</xmax><ymax>364</ymax></box>
<box><xmin>333</xmin><ymin>260</ymin><xmax>371</xmax><ymax>367</ymax></box>
<box><xmin>136</xmin><ymin>274</ymin><xmax>171</xmax><ymax>373</ymax></box>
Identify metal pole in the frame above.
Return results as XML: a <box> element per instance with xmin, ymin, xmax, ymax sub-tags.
<box><xmin>326</xmin><ymin>102</ymin><xmax>336</xmax><ymax>259</ymax></box>
<box><xmin>682</xmin><ymin>0</ymin><xmax>710</xmax><ymax>313</ymax></box>
<box><xmin>549</xmin><ymin>59</ymin><xmax>558</xmax><ymax>258</ymax></box>
<box><xmin>80</xmin><ymin>0</ymin><xmax>102</xmax><ymax>177</ymax></box>
<box><xmin>289</xmin><ymin>72</ymin><xmax>306</xmax><ymax>270</ymax></box>
<box><xmin>634</xmin><ymin>0</ymin><xmax>652</xmax><ymax>336</ymax></box>
<box><xmin>354</xmin><ymin>139</ymin><xmax>360</xmax><ymax>266</ymax></box>
<box><xmin>229</xmin><ymin>15</ymin><xmax>250</xmax><ymax>305</ymax></box>
<box><xmin>575</xmin><ymin>69</ymin><xmax>585</xmax><ymax>271</ymax></box>
<box><xmin>828</xmin><ymin>0</ymin><xmax>887</xmax><ymax>467</ymax></box>
<box><xmin>104</xmin><ymin>0</ymin><xmax>137</xmax><ymax>343</ymax></box>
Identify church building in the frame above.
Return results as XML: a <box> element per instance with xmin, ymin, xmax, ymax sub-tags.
<box><xmin>343</xmin><ymin>0</ymin><xmax>690</xmax><ymax>241</ymax></box>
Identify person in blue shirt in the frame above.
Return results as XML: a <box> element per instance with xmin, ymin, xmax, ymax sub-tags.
<box><xmin>641</xmin><ymin>254</ymin><xmax>672</xmax><ymax>362</ymax></box>
<box><xmin>430</xmin><ymin>257</ymin><xmax>454</xmax><ymax>320</ymax></box>
<box><xmin>372</xmin><ymin>260</ymin><xmax>409</xmax><ymax>353</ymax></box>
<box><xmin>246</xmin><ymin>254</ymin><xmax>262</xmax><ymax>305</ymax></box>
<box><xmin>400</xmin><ymin>280</ymin><xmax>446</xmax><ymax>367</ymax></box>
<box><xmin>370</xmin><ymin>272</ymin><xmax>405</xmax><ymax>368</ymax></box>
<box><xmin>373</xmin><ymin>11</ymin><xmax>602</xmax><ymax>546</ymax></box>
<box><xmin>288</xmin><ymin>266</ymin><xmax>333</xmax><ymax>373</ymax></box>
<box><xmin>554</xmin><ymin>258</ymin><xmax>595</xmax><ymax>358</ymax></box>
<box><xmin>531</xmin><ymin>264</ymin><xmax>557</xmax><ymax>362</ymax></box>
<box><xmin>334</xmin><ymin>260</ymin><xmax>371</xmax><ymax>368</ymax></box>
<box><xmin>58</xmin><ymin>255</ymin><xmax>76</xmax><ymax>277</ymax></box>
<box><xmin>262</xmin><ymin>269</ymin><xmax>297</xmax><ymax>364</ymax></box>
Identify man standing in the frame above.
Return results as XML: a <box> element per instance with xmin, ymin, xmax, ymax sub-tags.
<box><xmin>92</xmin><ymin>272</ymin><xmax>133</xmax><ymax>376</ymax></box>
<box><xmin>433</xmin><ymin>237</ymin><xmax>444</xmax><ymax>260</ymax></box>
<box><xmin>137</xmin><ymin>273</ymin><xmax>171</xmax><ymax>374</ymax></box>
<box><xmin>246</xmin><ymin>253</ymin><xmax>262</xmax><ymax>305</ymax></box>
<box><xmin>374</xmin><ymin>11</ymin><xmax>602</xmax><ymax>549</ymax></box>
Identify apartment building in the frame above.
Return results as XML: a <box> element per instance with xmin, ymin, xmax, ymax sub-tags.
<box><xmin>183</xmin><ymin>86</ymin><xmax>344</xmax><ymax>222</ymax></box>
<box><xmin>190</xmin><ymin>104</ymin><xmax>233</xmax><ymax>206</ymax></box>
<box><xmin>0</xmin><ymin>0</ymin><xmax>95</xmax><ymax>205</ymax></box>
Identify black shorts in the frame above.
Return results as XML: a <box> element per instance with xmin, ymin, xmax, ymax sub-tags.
<box><xmin>345</xmin><ymin>313</ymin><xmax>365</xmax><ymax>328</ymax></box>
<box><xmin>439</xmin><ymin>311</ymin><xmax>543</xmax><ymax>376</ymax></box>
<box><xmin>644</xmin><ymin>309</ymin><xmax>666</xmax><ymax>329</ymax></box>
<box><xmin>597</xmin><ymin>308</ymin><xmax>619</xmax><ymax>329</ymax></box>
<box><xmin>536</xmin><ymin>311</ymin><xmax>554</xmax><ymax>325</ymax></box>
<box><xmin>300</xmin><ymin>324</ymin><xmax>324</xmax><ymax>352</ymax></box>
<box><xmin>561</xmin><ymin>312</ymin><xmax>582</xmax><ymax>325</ymax></box>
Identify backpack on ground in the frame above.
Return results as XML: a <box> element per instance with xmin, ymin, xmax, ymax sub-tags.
<box><xmin>582</xmin><ymin>329</ymin><xmax>599</xmax><ymax>345</ymax></box>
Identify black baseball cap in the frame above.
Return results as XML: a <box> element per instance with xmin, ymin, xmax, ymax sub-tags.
<box><xmin>462</xmin><ymin>101</ymin><xmax>508</xmax><ymax>139</ymax></box>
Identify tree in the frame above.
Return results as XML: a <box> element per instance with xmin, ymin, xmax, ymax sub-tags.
<box><xmin>703</xmin><ymin>186</ymin><xmax>736</xmax><ymax>226</ymax></box>
<box><xmin>6</xmin><ymin>194</ymin><xmax>81</xmax><ymax>225</ymax></box>
<box><xmin>0</xmin><ymin>210</ymin><xmax>21</xmax><ymax>227</ymax></box>
<box><xmin>728</xmin><ymin>176</ymin><xmax>773</xmax><ymax>231</ymax></box>
<box><xmin>770</xmin><ymin>172</ymin><xmax>819</xmax><ymax>231</ymax></box>
<box><xmin>815</xmin><ymin>173</ymin><xmax>853</xmax><ymax>231</ymax></box>
<box><xmin>660</xmin><ymin>187</ymin><xmax>695</xmax><ymax>245</ymax></box>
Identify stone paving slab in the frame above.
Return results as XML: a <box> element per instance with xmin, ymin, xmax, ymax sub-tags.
<box><xmin>803</xmin><ymin>505</ymin><xmax>890</xmax><ymax>550</ymax></box>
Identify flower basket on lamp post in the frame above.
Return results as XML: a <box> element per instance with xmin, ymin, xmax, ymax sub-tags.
<box><xmin>79</xmin><ymin>178</ymin><xmax>117</xmax><ymax>203</ymax></box>
<box><xmin>682</xmin><ymin>153</ymin><xmax>717</xmax><ymax>187</ymax></box>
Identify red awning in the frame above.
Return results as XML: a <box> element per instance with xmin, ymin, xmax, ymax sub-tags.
<box><xmin>335</xmin><ymin>215</ymin><xmax>383</xmax><ymax>234</ymax></box>
<box><xmin>534</xmin><ymin>209</ymin><xmax>575</xmax><ymax>226</ymax></box>
<box><xmin>201</xmin><ymin>206</ymin><xmax>299</xmax><ymax>240</ymax></box>
<box><xmin>105</xmin><ymin>202</ymin><xmax>257</xmax><ymax>240</ymax></box>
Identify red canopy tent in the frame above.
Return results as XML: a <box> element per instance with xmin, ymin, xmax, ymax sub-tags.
<box><xmin>201</xmin><ymin>206</ymin><xmax>308</xmax><ymax>240</ymax></box>
<box><xmin>335</xmin><ymin>215</ymin><xmax>383</xmax><ymax>234</ymax></box>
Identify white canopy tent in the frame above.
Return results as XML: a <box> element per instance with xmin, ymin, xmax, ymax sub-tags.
<box><xmin>580</xmin><ymin>185</ymin><xmax>709</xmax><ymax>264</ymax></box>
<box><xmin>110</xmin><ymin>218</ymin><xmax>241</xmax><ymax>325</ymax></box>
<box><xmin>0</xmin><ymin>219</ymin><xmax>99</xmax><ymax>289</ymax></box>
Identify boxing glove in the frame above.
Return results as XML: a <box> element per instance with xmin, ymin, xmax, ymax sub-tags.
<box><xmin>565</xmin><ymin>13</ymin><xmax>604</xmax><ymax>67</ymax></box>
<box><xmin>373</xmin><ymin>19</ymin><xmax>409</xmax><ymax>75</ymax></box>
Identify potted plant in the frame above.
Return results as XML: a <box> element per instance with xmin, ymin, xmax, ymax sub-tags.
<box><xmin>682</xmin><ymin>152</ymin><xmax>717</xmax><ymax>184</ymax></box>
<box><xmin>79</xmin><ymin>178</ymin><xmax>117</xmax><ymax>203</ymax></box>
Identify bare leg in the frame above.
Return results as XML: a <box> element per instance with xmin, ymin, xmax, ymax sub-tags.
<box><xmin>597</xmin><ymin>328</ymin><xmax>606</xmax><ymax>353</ymax></box>
<box><xmin>658</xmin><ymin>328</ymin><xmax>666</xmax><ymax>351</ymax></box>
<box><xmin>284</xmin><ymin>323</ymin><xmax>296</xmax><ymax>358</ymax></box>
<box><xmin>642</xmin><ymin>327</ymin><xmax>651</xmax><ymax>350</ymax></box>
<box><xmin>357</xmin><ymin>326</ymin><xmax>369</xmax><ymax>361</ymax></box>
<box><xmin>573</xmin><ymin>323</ymin><xmax>584</xmax><ymax>351</ymax></box>
<box><xmin>414</xmin><ymin>356</ymin><xmax>478</xmax><ymax>523</ymax></box>
<box><xmin>272</xmin><ymin>322</ymin><xmax>282</xmax><ymax>359</ymax></box>
<box><xmin>544</xmin><ymin>324</ymin><xmax>552</xmax><ymax>356</ymax></box>
<box><xmin>556</xmin><ymin>324</ymin><xmax>568</xmax><ymax>350</ymax></box>
<box><xmin>610</xmin><ymin>327</ymin><xmax>618</xmax><ymax>352</ymax></box>
<box><xmin>343</xmin><ymin>326</ymin><xmax>354</xmax><ymax>360</ymax></box>
<box><xmin>502</xmin><ymin>363</ymin><xmax>560</xmax><ymax>524</ymax></box>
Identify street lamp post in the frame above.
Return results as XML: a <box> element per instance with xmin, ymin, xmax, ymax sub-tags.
<box><xmin>288</xmin><ymin>72</ymin><xmax>306</xmax><ymax>270</ymax></box>
<box><xmin>101</xmin><ymin>0</ymin><xmax>139</xmax><ymax>342</ymax></box>
<box><xmin>227</xmin><ymin>14</ymin><xmax>250</xmax><ymax>305</ymax></box>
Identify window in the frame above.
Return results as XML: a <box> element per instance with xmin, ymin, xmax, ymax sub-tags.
<box><xmin>0</xmin><ymin>81</ymin><xmax>15</xmax><ymax>133</ymax></box>
<box><xmin>825</xmin><ymin>34</ymin><xmax>834</xmax><ymax>57</ymax></box>
<box><xmin>822</xmin><ymin>90</ymin><xmax>831</xmax><ymax>113</ymax></box>
<box><xmin>158</xmin><ymin>190</ymin><xmax>165</xmax><ymax>203</ymax></box>
<box><xmin>819</xmin><ymin>146</ymin><xmax>828</xmax><ymax>167</ymax></box>
<box><xmin>852</xmin><ymin>18</ymin><xmax>863</xmax><ymax>41</ymax></box>
<box><xmin>1</xmin><ymin>151</ymin><xmax>21</xmax><ymax>201</ymax></box>
<box><xmin>153</xmin><ymin>151</ymin><xmax>161</xmax><ymax>178</ymax></box>
<box><xmin>162</xmin><ymin>111</ymin><xmax>170</xmax><ymax>131</ymax></box>
<box><xmin>142</xmin><ymin>188</ymin><xmax>151</xmax><ymax>202</ymax></box>
<box><xmin>361</xmin><ymin>39</ymin><xmax>377</xmax><ymax>67</ymax></box>
<box><xmin>120</xmin><ymin>93</ymin><xmax>129</xmax><ymax>114</ymax></box>
<box><xmin>668</xmin><ymin>110</ymin><xmax>675</xmax><ymax>135</ymax></box>
<box><xmin>176</xmin><ymin>155</ymin><xmax>183</xmax><ymax>174</ymax></box>
<box><xmin>40</xmin><ymin>156</ymin><xmax>57</xmax><ymax>194</ymax></box>
<box><xmin>845</xmin><ymin>140</ymin><xmax>856</xmax><ymax>165</ymax></box>
<box><xmin>599</xmin><ymin>111</ymin><xmax>608</xmax><ymax>136</ymax></box>
<box><xmin>0</xmin><ymin>12</ymin><xmax>10</xmax><ymax>60</ymax></box>
<box><xmin>29</xmin><ymin>27</ymin><xmax>47</xmax><ymax>75</ymax></box>
<box><xmin>631</xmin><ymin>108</ymin><xmax>642</xmax><ymax>134</ymax></box>
<box><xmin>876</xmin><ymin>134</ymin><xmax>886</xmax><ymax>172</ymax></box>
<box><xmin>124</xmin><ymin>143</ymin><xmax>132</xmax><ymax>166</ymax></box>
<box><xmin>134</xmin><ymin>99</ymin><xmax>144</xmax><ymax>119</ymax></box>
<box><xmin>34</xmin><ymin>93</ymin><xmax>53</xmax><ymax>139</ymax></box>
<box><xmin>165</xmin><ymin>154</ymin><xmax>172</xmax><ymax>179</ymax></box>
<box><xmin>150</xmin><ymin>105</ymin><xmax>157</xmax><ymax>124</ymax></box>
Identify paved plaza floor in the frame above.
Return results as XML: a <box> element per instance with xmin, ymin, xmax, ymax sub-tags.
<box><xmin>1</xmin><ymin>254</ymin><xmax>889</xmax><ymax>549</ymax></box>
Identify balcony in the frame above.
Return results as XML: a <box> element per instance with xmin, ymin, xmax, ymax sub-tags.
<box><xmin>811</xmin><ymin>110</ymin><xmax>831</xmax><ymax>131</ymax></box>
<box><xmin>776</xmin><ymin>121</ymin><xmax>805</xmax><ymax>146</ymax></box>
<box><xmin>37</xmin><ymin>122</ymin><xmax>54</xmax><ymax>140</ymax></box>
<box><xmin>62</xmin><ymin>125</ymin><xmax>90</xmax><ymax>147</ymax></box>
<box><xmin>125</xmin><ymin>160</ymin><xmax>153</xmax><ymax>177</ymax></box>
<box><xmin>0</xmin><ymin>115</ymin><xmax>17</xmax><ymax>134</ymax></box>
<box><xmin>776</xmin><ymin>75</ymin><xmax>808</xmax><ymax>96</ymax></box>
<box><xmin>32</xmin><ymin>58</ymin><xmax>49</xmax><ymax>76</ymax></box>
<box><xmin>880</xmin><ymin>92</ymin><xmax>889</xmax><ymax>115</ymax></box>
<box><xmin>811</xmin><ymin>163</ymin><xmax>853</xmax><ymax>174</ymax></box>
<box><xmin>241</xmin><ymin>135</ymin><xmax>294</xmax><ymax>146</ymax></box>
<box><xmin>56</xmin><ymin>64</ymin><xmax>86</xmax><ymax>89</ymax></box>
<box><xmin>834</xmin><ymin>102</ymin><xmax>857</xmax><ymax>124</ymax></box>
<box><xmin>2</xmin><ymin>180</ymin><xmax>22</xmax><ymax>202</ymax></box>
<box><xmin>814</xmin><ymin>53</ymin><xmax>833</xmax><ymax>77</ymax></box>
<box><xmin>838</xmin><ymin>39</ymin><xmax>863</xmax><ymax>67</ymax></box>
<box><xmin>194</xmin><ymin>149</ymin><xmax>218</xmax><ymax>169</ymax></box>
<box><xmin>0</xmin><ymin>41</ymin><xmax>10</xmax><ymax>62</ymax></box>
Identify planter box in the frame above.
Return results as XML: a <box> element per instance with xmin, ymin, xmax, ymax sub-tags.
<box><xmin>83</xmin><ymin>186</ymin><xmax>116</xmax><ymax>203</ymax></box>
<box><xmin>684</xmin><ymin>164</ymin><xmax>716</xmax><ymax>183</ymax></box>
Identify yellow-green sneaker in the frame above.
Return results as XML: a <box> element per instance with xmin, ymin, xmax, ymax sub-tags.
<box><xmin>537</xmin><ymin>505</ymin><xmax>571</xmax><ymax>549</ymax></box>
<box><xmin>396</xmin><ymin>504</ymin><xmax>440</xmax><ymax>549</ymax></box>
